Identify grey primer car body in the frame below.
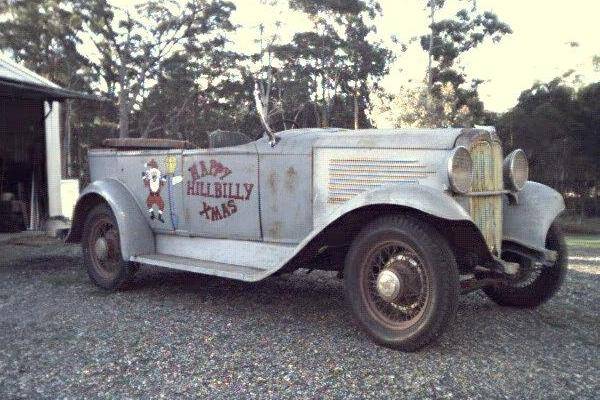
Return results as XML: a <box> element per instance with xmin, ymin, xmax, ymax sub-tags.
<box><xmin>68</xmin><ymin>127</ymin><xmax>569</xmax><ymax>350</ymax></box>
<box><xmin>68</xmin><ymin>127</ymin><xmax>564</xmax><ymax>282</ymax></box>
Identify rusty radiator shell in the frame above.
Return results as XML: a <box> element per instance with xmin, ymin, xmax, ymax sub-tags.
<box><xmin>468</xmin><ymin>139</ymin><xmax>503</xmax><ymax>256</ymax></box>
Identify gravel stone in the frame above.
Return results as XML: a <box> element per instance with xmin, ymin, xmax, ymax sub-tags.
<box><xmin>0</xmin><ymin>235</ymin><xmax>598</xmax><ymax>399</ymax></box>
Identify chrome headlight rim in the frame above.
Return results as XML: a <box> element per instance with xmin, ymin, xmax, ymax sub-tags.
<box><xmin>504</xmin><ymin>149</ymin><xmax>528</xmax><ymax>191</ymax></box>
<box><xmin>447</xmin><ymin>146</ymin><xmax>473</xmax><ymax>195</ymax></box>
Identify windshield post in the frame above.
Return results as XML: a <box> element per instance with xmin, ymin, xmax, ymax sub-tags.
<box><xmin>253</xmin><ymin>81</ymin><xmax>279</xmax><ymax>147</ymax></box>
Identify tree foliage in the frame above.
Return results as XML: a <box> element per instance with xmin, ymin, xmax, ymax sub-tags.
<box><xmin>266</xmin><ymin>0</ymin><xmax>393</xmax><ymax>129</ymax></box>
<box><xmin>420</xmin><ymin>0</ymin><xmax>512</xmax><ymax>127</ymax></box>
<box><xmin>497</xmin><ymin>78</ymin><xmax>600</xmax><ymax>199</ymax></box>
<box><xmin>0</xmin><ymin>0</ymin><xmax>94</xmax><ymax>91</ymax></box>
<box><xmin>76</xmin><ymin>0</ymin><xmax>238</xmax><ymax>138</ymax></box>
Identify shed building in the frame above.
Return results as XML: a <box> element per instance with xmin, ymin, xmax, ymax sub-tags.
<box><xmin>0</xmin><ymin>55</ymin><xmax>90</xmax><ymax>235</ymax></box>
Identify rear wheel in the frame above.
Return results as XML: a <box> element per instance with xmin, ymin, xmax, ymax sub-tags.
<box><xmin>483</xmin><ymin>222</ymin><xmax>567</xmax><ymax>308</ymax></box>
<box><xmin>82</xmin><ymin>204</ymin><xmax>138</xmax><ymax>290</ymax></box>
<box><xmin>344</xmin><ymin>215</ymin><xmax>459</xmax><ymax>351</ymax></box>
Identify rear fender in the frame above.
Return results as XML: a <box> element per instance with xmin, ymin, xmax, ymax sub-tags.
<box><xmin>66</xmin><ymin>179</ymin><xmax>154</xmax><ymax>260</ymax></box>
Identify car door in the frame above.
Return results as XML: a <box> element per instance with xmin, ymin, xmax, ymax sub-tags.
<box><xmin>182</xmin><ymin>142</ymin><xmax>261</xmax><ymax>240</ymax></box>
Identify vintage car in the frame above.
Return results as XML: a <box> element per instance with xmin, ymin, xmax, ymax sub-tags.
<box><xmin>67</xmin><ymin>126</ymin><xmax>567</xmax><ymax>351</ymax></box>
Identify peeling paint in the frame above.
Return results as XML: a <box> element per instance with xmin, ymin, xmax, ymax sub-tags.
<box><xmin>268</xmin><ymin>222</ymin><xmax>281</xmax><ymax>240</ymax></box>
<box><xmin>268</xmin><ymin>172</ymin><xmax>278</xmax><ymax>193</ymax></box>
<box><xmin>285</xmin><ymin>167</ymin><xmax>298</xmax><ymax>191</ymax></box>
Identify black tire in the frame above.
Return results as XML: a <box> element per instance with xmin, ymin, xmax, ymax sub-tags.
<box><xmin>483</xmin><ymin>222</ymin><xmax>567</xmax><ymax>308</ymax></box>
<box><xmin>81</xmin><ymin>203</ymin><xmax>138</xmax><ymax>290</ymax></box>
<box><xmin>344</xmin><ymin>214</ymin><xmax>459</xmax><ymax>352</ymax></box>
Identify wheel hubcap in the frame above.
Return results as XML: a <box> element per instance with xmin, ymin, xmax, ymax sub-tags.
<box><xmin>88</xmin><ymin>216</ymin><xmax>120</xmax><ymax>279</ymax></box>
<box><xmin>94</xmin><ymin>237</ymin><xmax>109</xmax><ymax>261</ymax></box>
<box><xmin>364</xmin><ymin>243</ymin><xmax>430</xmax><ymax>328</ymax></box>
<box><xmin>376</xmin><ymin>269</ymin><xmax>402</xmax><ymax>302</ymax></box>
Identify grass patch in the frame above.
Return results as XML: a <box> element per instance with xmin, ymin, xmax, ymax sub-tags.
<box><xmin>559</xmin><ymin>216</ymin><xmax>600</xmax><ymax>235</ymax></box>
<box><xmin>566</xmin><ymin>235</ymin><xmax>600</xmax><ymax>249</ymax></box>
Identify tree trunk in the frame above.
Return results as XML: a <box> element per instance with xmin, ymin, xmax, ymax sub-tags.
<box><xmin>427</xmin><ymin>4</ymin><xmax>435</xmax><ymax>89</ymax></box>
<box><xmin>118</xmin><ymin>89</ymin><xmax>130</xmax><ymax>138</ymax></box>
<box><xmin>426</xmin><ymin>1</ymin><xmax>436</xmax><ymax>126</ymax></box>
<box><xmin>118</xmin><ymin>63</ymin><xmax>130</xmax><ymax>138</ymax></box>
<box><xmin>353</xmin><ymin>91</ymin><xmax>359</xmax><ymax>130</ymax></box>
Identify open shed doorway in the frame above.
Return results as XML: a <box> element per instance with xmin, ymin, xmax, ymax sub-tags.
<box><xmin>0</xmin><ymin>98</ymin><xmax>47</xmax><ymax>232</ymax></box>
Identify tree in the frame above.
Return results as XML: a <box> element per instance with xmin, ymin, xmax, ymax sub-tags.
<box><xmin>0</xmin><ymin>0</ymin><xmax>94</xmax><ymax>91</ymax></box>
<box><xmin>267</xmin><ymin>0</ymin><xmax>392</xmax><ymax>129</ymax></box>
<box><xmin>133</xmin><ymin>26</ymin><xmax>254</xmax><ymax>144</ymax></box>
<box><xmin>78</xmin><ymin>0</ymin><xmax>237</xmax><ymax>138</ymax></box>
<box><xmin>496</xmin><ymin>78</ymin><xmax>598</xmax><ymax>196</ymax></box>
<box><xmin>419</xmin><ymin>0</ymin><xmax>512</xmax><ymax>126</ymax></box>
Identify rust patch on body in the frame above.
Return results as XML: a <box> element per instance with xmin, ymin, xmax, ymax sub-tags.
<box><xmin>268</xmin><ymin>172</ymin><xmax>278</xmax><ymax>193</ymax></box>
<box><xmin>268</xmin><ymin>222</ymin><xmax>281</xmax><ymax>240</ymax></box>
<box><xmin>285</xmin><ymin>167</ymin><xmax>298</xmax><ymax>191</ymax></box>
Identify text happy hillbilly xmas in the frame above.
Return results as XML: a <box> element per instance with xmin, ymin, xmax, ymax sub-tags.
<box><xmin>187</xmin><ymin>159</ymin><xmax>254</xmax><ymax>221</ymax></box>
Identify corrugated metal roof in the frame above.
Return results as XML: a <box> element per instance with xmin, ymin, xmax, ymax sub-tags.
<box><xmin>0</xmin><ymin>55</ymin><xmax>61</xmax><ymax>89</ymax></box>
<box><xmin>0</xmin><ymin>55</ymin><xmax>102</xmax><ymax>101</ymax></box>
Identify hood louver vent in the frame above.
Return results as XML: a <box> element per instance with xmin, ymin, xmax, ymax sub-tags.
<box><xmin>327</xmin><ymin>158</ymin><xmax>435</xmax><ymax>204</ymax></box>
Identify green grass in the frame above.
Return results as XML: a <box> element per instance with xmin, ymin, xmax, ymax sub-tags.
<box><xmin>566</xmin><ymin>235</ymin><xmax>600</xmax><ymax>249</ymax></box>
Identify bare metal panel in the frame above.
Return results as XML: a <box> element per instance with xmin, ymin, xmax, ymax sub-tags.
<box><xmin>88</xmin><ymin>150</ymin><xmax>120</xmax><ymax>183</ymax></box>
<box><xmin>503</xmin><ymin>181</ymin><xmax>565</xmax><ymax>252</ymax></box>
<box><xmin>183</xmin><ymin>144</ymin><xmax>261</xmax><ymax>240</ymax></box>
<box><xmin>255</xmin><ymin>127</ymin><xmax>467</xmax><ymax>152</ymax></box>
<box><xmin>259</xmin><ymin>154</ymin><xmax>313</xmax><ymax>243</ymax></box>
<box><xmin>131</xmin><ymin>254</ymin><xmax>270</xmax><ymax>282</ymax></box>
<box><xmin>313</xmin><ymin>148</ymin><xmax>449</xmax><ymax>226</ymax></box>
<box><xmin>155</xmin><ymin>234</ymin><xmax>295</xmax><ymax>268</ymax></box>
<box><xmin>115</xmin><ymin>150</ymin><xmax>186</xmax><ymax>234</ymax></box>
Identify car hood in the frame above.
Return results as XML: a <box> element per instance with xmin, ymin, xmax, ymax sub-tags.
<box><xmin>257</xmin><ymin>128</ymin><xmax>468</xmax><ymax>154</ymax></box>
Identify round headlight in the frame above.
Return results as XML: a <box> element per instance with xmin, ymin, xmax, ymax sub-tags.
<box><xmin>504</xmin><ymin>149</ymin><xmax>528</xmax><ymax>191</ymax></box>
<box><xmin>447</xmin><ymin>146</ymin><xmax>473</xmax><ymax>194</ymax></box>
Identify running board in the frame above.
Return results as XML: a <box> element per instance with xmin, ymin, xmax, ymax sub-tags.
<box><xmin>153</xmin><ymin>234</ymin><xmax>296</xmax><ymax>269</ymax></box>
<box><xmin>131</xmin><ymin>254</ymin><xmax>274</xmax><ymax>282</ymax></box>
<box><xmin>131</xmin><ymin>235</ymin><xmax>298</xmax><ymax>282</ymax></box>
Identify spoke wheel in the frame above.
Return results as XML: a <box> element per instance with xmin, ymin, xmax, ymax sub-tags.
<box><xmin>87</xmin><ymin>215</ymin><xmax>121</xmax><ymax>280</ymax></box>
<box><xmin>483</xmin><ymin>222</ymin><xmax>567</xmax><ymax>308</ymax></box>
<box><xmin>82</xmin><ymin>204</ymin><xmax>138</xmax><ymax>290</ymax></box>
<box><xmin>344</xmin><ymin>215</ymin><xmax>459</xmax><ymax>352</ymax></box>
<box><xmin>362</xmin><ymin>242</ymin><xmax>430</xmax><ymax>330</ymax></box>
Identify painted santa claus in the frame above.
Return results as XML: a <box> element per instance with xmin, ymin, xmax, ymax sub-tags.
<box><xmin>142</xmin><ymin>159</ymin><xmax>166</xmax><ymax>222</ymax></box>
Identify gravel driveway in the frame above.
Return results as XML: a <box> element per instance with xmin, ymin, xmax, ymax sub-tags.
<box><xmin>0</xmin><ymin>234</ymin><xmax>598</xmax><ymax>399</ymax></box>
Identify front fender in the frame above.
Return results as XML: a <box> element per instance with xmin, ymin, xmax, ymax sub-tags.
<box><xmin>503</xmin><ymin>181</ymin><xmax>565</xmax><ymax>252</ymax></box>
<box><xmin>66</xmin><ymin>179</ymin><xmax>154</xmax><ymax>260</ymax></box>
<box><xmin>315</xmin><ymin>183</ymin><xmax>472</xmax><ymax>228</ymax></box>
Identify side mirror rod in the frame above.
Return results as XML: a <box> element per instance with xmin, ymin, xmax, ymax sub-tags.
<box><xmin>253</xmin><ymin>81</ymin><xmax>279</xmax><ymax>147</ymax></box>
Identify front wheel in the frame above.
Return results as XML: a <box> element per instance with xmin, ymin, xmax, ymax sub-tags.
<box><xmin>344</xmin><ymin>215</ymin><xmax>459</xmax><ymax>352</ymax></box>
<box><xmin>81</xmin><ymin>204</ymin><xmax>138</xmax><ymax>290</ymax></box>
<box><xmin>483</xmin><ymin>222</ymin><xmax>567</xmax><ymax>308</ymax></box>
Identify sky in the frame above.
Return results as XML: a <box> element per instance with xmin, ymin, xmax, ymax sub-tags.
<box><xmin>227</xmin><ymin>0</ymin><xmax>600</xmax><ymax>112</ymax></box>
<box><xmin>109</xmin><ymin>0</ymin><xmax>600</xmax><ymax>113</ymax></box>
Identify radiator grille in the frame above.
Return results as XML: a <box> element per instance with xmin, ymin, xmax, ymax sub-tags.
<box><xmin>469</xmin><ymin>140</ymin><xmax>503</xmax><ymax>255</ymax></box>
<box><xmin>327</xmin><ymin>159</ymin><xmax>435</xmax><ymax>204</ymax></box>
